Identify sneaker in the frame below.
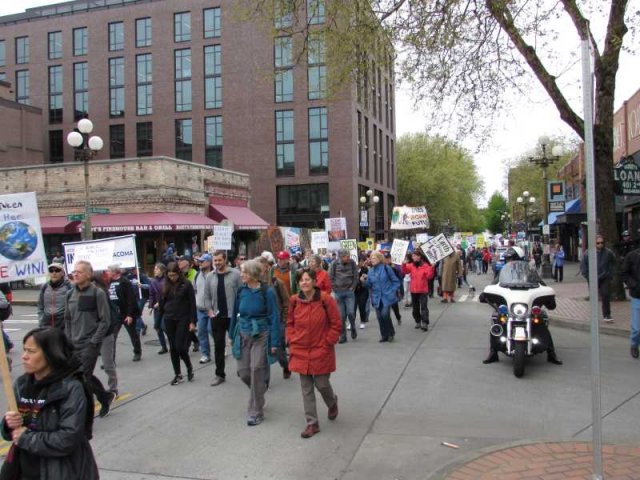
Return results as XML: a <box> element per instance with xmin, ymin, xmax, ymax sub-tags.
<box><xmin>604</xmin><ymin>317</ymin><xmax>614</xmax><ymax>323</ymax></box>
<box><xmin>187</xmin><ymin>369</ymin><xmax>194</xmax><ymax>382</ymax></box>
<box><xmin>359</xmin><ymin>323</ymin><xmax>365</xmax><ymax>329</ymax></box>
<box><xmin>247</xmin><ymin>414</ymin><xmax>264</xmax><ymax>426</ymax></box>
<box><xmin>350</xmin><ymin>328</ymin><xmax>357</xmax><ymax>340</ymax></box>
<box><xmin>328</xmin><ymin>395</ymin><xmax>338</xmax><ymax>420</ymax></box>
<box><xmin>301</xmin><ymin>423</ymin><xmax>320</xmax><ymax>438</ymax></box>
<box><xmin>199</xmin><ymin>356</ymin><xmax>211</xmax><ymax>364</ymax></box>
<box><xmin>158</xmin><ymin>347</ymin><xmax>168</xmax><ymax>355</ymax></box>
<box><xmin>346</xmin><ymin>323</ymin><xmax>351</xmax><ymax>330</ymax></box>
<box><xmin>414</xmin><ymin>324</ymin><xmax>422</xmax><ymax>329</ymax></box>
<box><xmin>210</xmin><ymin>376</ymin><xmax>225</xmax><ymax>386</ymax></box>
<box><xmin>99</xmin><ymin>391</ymin><xmax>116</xmax><ymax>418</ymax></box>
<box><xmin>631</xmin><ymin>346</ymin><xmax>639</xmax><ymax>359</ymax></box>
<box><xmin>170</xmin><ymin>374</ymin><xmax>184</xmax><ymax>386</ymax></box>
<box><xmin>132</xmin><ymin>353</ymin><xmax>141</xmax><ymax>362</ymax></box>
<box><xmin>396</xmin><ymin>316</ymin><xmax>402</xmax><ymax>326</ymax></box>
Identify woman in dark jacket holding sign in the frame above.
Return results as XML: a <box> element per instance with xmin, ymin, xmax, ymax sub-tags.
<box><xmin>1</xmin><ymin>327</ymin><xmax>99</xmax><ymax>480</ymax></box>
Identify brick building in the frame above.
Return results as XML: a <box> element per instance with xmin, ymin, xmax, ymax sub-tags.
<box><xmin>0</xmin><ymin>80</ymin><xmax>43</xmax><ymax>166</ymax></box>
<box><xmin>0</xmin><ymin>0</ymin><xmax>397</xmax><ymax>241</ymax></box>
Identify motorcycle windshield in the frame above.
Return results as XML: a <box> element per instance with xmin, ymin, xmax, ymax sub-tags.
<box><xmin>498</xmin><ymin>261</ymin><xmax>542</xmax><ymax>289</ymax></box>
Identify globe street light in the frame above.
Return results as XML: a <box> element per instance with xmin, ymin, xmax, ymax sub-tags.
<box><xmin>517</xmin><ymin>191</ymin><xmax>536</xmax><ymax>244</ymax></box>
<box><xmin>500</xmin><ymin>212</ymin><xmax>510</xmax><ymax>236</ymax></box>
<box><xmin>359</xmin><ymin>189</ymin><xmax>380</xmax><ymax>240</ymax></box>
<box><xmin>529</xmin><ymin>137</ymin><xmax>563</xmax><ymax>278</ymax></box>
<box><xmin>67</xmin><ymin>118</ymin><xmax>103</xmax><ymax>240</ymax></box>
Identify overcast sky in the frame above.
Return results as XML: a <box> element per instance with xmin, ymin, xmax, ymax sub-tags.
<box><xmin>2</xmin><ymin>1</ymin><xmax>638</xmax><ymax>207</ymax></box>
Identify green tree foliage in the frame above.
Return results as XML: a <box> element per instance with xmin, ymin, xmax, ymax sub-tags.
<box><xmin>396</xmin><ymin>133</ymin><xmax>485</xmax><ymax>233</ymax></box>
<box><xmin>485</xmin><ymin>192</ymin><xmax>509</xmax><ymax>234</ymax></box>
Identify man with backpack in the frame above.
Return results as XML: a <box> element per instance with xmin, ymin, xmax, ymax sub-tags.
<box><xmin>107</xmin><ymin>265</ymin><xmax>142</xmax><ymax>362</ymax></box>
<box><xmin>37</xmin><ymin>262</ymin><xmax>73</xmax><ymax>329</ymax></box>
<box><xmin>329</xmin><ymin>249</ymin><xmax>359</xmax><ymax>343</ymax></box>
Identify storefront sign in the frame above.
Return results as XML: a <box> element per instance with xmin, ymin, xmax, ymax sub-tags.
<box><xmin>0</xmin><ymin>192</ymin><xmax>47</xmax><ymax>282</ymax></box>
<box><xmin>614</xmin><ymin>158</ymin><xmax>640</xmax><ymax>195</ymax></box>
<box><xmin>390</xmin><ymin>206</ymin><xmax>430</xmax><ymax>230</ymax></box>
<box><xmin>548</xmin><ymin>201</ymin><xmax>566</xmax><ymax>212</ymax></box>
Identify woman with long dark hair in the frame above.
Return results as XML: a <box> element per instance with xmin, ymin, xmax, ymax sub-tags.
<box><xmin>159</xmin><ymin>262</ymin><xmax>197</xmax><ymax>385</ymax></box>
<box><xmin>149</xmin><ymin>263</ymin><xmax>169</xmax><ymax>354</ymax></box>
<box><xmin>1</xmin><ymin>327</ymin><xmax>99</xmax><ymax>479</ymax></box>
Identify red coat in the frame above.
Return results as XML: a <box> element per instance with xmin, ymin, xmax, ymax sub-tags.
<box><xmin>315</xmin><ymin>269</ymin><xmax>332</xmax><ymax>294</ymax></box>
<box><xmin>401</xmin><ymin>261</ymin><xmax>435</xmax><ymax>293</ymax></box>
<box><xmin>286</xmin><ymin>289</ymin><xmax>342</xmax><ymax>375</ymax></box>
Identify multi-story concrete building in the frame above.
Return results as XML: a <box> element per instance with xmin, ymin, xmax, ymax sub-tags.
<box><xmin>0</xmin><ymin>0</ymin><xmax>397</xmax><ymax>240</ymax></box>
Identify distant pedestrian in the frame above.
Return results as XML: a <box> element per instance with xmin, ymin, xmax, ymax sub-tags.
<box><xmin>287</xmin><ymin>268</ymin><xmax>341</xmax><ymax>439</ymax></box>
<box><xmin>309</xmin><ymin>254</ymin><xmax>332</xmax><ymax>294</ymax></box>
<box><xmin>330</xmin><ymin>249</ymin><xmax>359</xmax><ymax>343</ymax></box>
<box><xmin>365</xmin><ymin>251</ymin><xmax>401</xmax><ymax>342</ymax></box>
<box><xmin>440</xmin><ymin>250</ymin><xmax>463</xmax><ymax>303</ymax></box>
<box><xmin>401</xmin><ymin>250</ymin><xmax>435</xmax><ymax>331</ymax></box>
<box><xmin>580</xmin><ymin>235</ymin><xmax>616</xmax><ymax>322</ymax></box>
<box><xmin>106</xmin><ymin>265</ymin><xmax>142</xmax><ymax>362</ymax></box>
<box><xmin>620</xmin><ymin>246</ymin><xmax>640</xmax><ymax>358</ymax></box>
<box><xmin>553</xmin><ymin>245</ymin><xmax>565</xmax><ymax>282</ymax></box>
<box><xmin>355</xmin><ymin>257</ymin><xmax>370</xmax><ymax>329</ymax></box>
<box><xmin>148</xmin><ymin>263</ymin><xmax>169</xmax><ymax>354</ymax></box>
<box><xmin>1</xmin><ymin>327</ymin><xmax>99</xmax><ymax>479</ymax></box>
<box><xmin>383</xmin><ymin>252</ymin><xmax>404</xmax><ymax>326</ymax></box>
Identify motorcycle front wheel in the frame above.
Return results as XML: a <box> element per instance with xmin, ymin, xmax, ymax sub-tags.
<box><xmin>513</xmin><ymin>342</ymin><xmax>526</xmax><ymax>378</ymax></box>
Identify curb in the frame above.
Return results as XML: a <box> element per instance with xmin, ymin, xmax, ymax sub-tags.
<box><xmin>550</xmin><ymin>315</ymin><xmax>629</xmax><ymax>338</ymax></box>
<box><xmin>11</xmin><ymin>300</ymin><xmax>37</xmax><ymax>307</ymax></box>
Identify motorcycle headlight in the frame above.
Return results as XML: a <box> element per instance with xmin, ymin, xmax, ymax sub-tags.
<box><xmin>511</xmin><ymin>303</ymin><xmax>528</xmax><ymax>317</ymax></box>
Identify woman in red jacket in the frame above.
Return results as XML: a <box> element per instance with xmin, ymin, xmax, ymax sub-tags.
<box><xmin>287</xmin><ymin>268</ymin><xmax>342</xmax><ymax>439</ymax></box>
<box><xmin>308</xmin><ymin>254</ymin><xmax>332</xmax><ymax>294</ymax></box>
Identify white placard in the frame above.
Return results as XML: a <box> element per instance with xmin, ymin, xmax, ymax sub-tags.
<box><xmin>0</xmin><ymin>192</ymin><xmax>47</xmax><ymax>282</ymax></box>
<box><xmin>390</xmin><ymin>239</ymin><xmax>410</xmax><ymax>265</ymax></box>
<box><xmin>415</xmin><ymin>233</ymin><xmax>431</xmax><ymax>245</ymax></box>
<box><xmin>339</xmin><ymin>239</ymin><xmax>359</xmax><ymax>263</ymax></box>
<box><xmin>311</xmin><ymin>231</ymin><xmax>329</xmax><ymax>253</ymax></box>
<box><xmin>324</xmin><ymin>217</ymin><xmax>347</xmax><ymax>241</ymax></box>
<box><xmin>63</xmin><ymin>235</ymin><xmax>137</xmax><ymax>272</ymax></box>
<box><xmin>419</xmin><ymin>233</ymin><xmax>455</xmax><ymax>264</ymax></box>
<box><xmin>213</xmin><ymin>225</ymin><xmax>233</xmax><ymax>250</ymax></box>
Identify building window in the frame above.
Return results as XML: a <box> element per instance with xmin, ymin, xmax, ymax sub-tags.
<box><xmin>175</xmin><ymin>49</ymin><xmax>192</xmax><ymax>112</ymax></box>
<box><xmin>274</xmin><ymin>1</ymin><xmax>293</xmax><ymax>29</ymax></box>
<box><xmin>136</xmin><ymin>53</ymin><xmax>152</xmax><ymax>115</ymax></box>
<box><xmin>307</xmin><ymin>34</ymin><xmax>326</xmax><ymax>100</ymax></box>
<box><xmin>109</xmin><ymin>57</ymin><xmax>125</xmax><ymax>118</ymax></box>
<box><xmin>73</xmin><ymin>27</ymin><xmax>87</xmax><ymax>56</ymax></box>
<box><xmin>48</xmin><ymin>32</ymin><xmax>62</xmax><ymax>60</ymax></box>
<box><xmin>277</xmin><ymin>184</ymin><xmax>329</xmax><ymax>228</ymax></box>
<box><xmin>136</xmin><ymin>122</ymin><xmax>153</xmax><ymax>157</ymax></box>
<box><xmin>378</xmin><ymin>127</ymin><xmax>383</xmax><ymax>185</ymax></box>
<box><xmin>274</xmin><ymin>37</ymin><xmax>293</xmax><ymax>103</ymax></box>
<box><xmin>364</xmin><ymin>116</ymin><xmax>369</xmax><ymax>179</ymax></box>
<box><xmin>275</xmin><ymin>110</ymin><xmax>294</xmax><ymax>176</ymax></box>
<box><xmin>48</xmin><ymin>66</ymin><xmax>63</xmax><ymax>124</ymax></box>
<box><xmin>0</xmin><ymin>41</ymin><xmax>5</xmax><ymax>67</ymax></box>
<box><xmin>205</xmin><ymin>116</ymin><xmax>223</xmax><ymax>167</ymax></box>
<box><xmin>309</xmin><ymin>107</ymin><xmax>328</xmax><ymax>174</ymax></box>
<box><xmin>49</xmin><ymin>130</ymin><xmax>63</xmax><ymax>163</ymax></box>
<box><xmin>372</xmin><ymin>127</ymin><xmax>378</xmax><ymax>183</ymax></box>
<box><xmin>307</xmin><ymin>0</ymin><xmax>325</xmax><ymax>25</ymax></box>
<box><xmin>174</xmin><ymin>12</ymin><xmax>191</xmax><ymax>42</ymax></box>
<box><xmin>175</xmin><ymin>119</ymin><xmax>192</xmax><ymax>161</ymax></box>
<box><xmin>375</xmin><ymin>189</ymin><xmax>384</xmax><ymax>236</ymax></box>
<box><xmin>109</xmin><ymin>124</ymin><xmax>125</xmax><ymax>159</ymax></box>
<box><xmin>108</xmin><ymin>22</ymin><xmax>124</xmax><ymax>51</ymax></box>
<box><xmin>357</xmin><ymin>111</ymin><xmax>363</xmax><ymax>176</ymax></box>
<box><xmin>204</xmin><ymin>45</ymin><xmax>222</xmax><ymax>109</ymax></box>
<box><xmin>15</xmin><ymin>37</ymin><xmax>29</xmax><ymax>64</ymax></box>
<box><xmin>15</xmin><ymin>70</ymin><xmax>29</xmax><ymax>105</ymax></box>
<box><xmin>73</xmin><ymin>62</ymin><xmax>88</xmax><ymax>120</ymax></box>
<box><xmin>136</xmin><ymin>17</ymin><xmax>152</xmax><ymax>48</ymax></box>
<box><xmin>386</xmin><ymin>135</ymin><xmax>390</xmax><ymax>187</ymax></box>
<box><xmin>0</xmin><ymin>73</ymin><xmax>6</xmax><ymax>81</ymax></box>
<box><xmin>203</xmin><ymin>8</ymin><xmax>221</xmax><ymax>38</ymax></box>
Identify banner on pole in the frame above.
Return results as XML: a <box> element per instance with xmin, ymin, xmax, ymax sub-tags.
<box><xmin>418</xmin><ymin>233</ymin><xmax>454</xmax><ymax>264</ymax></box>
<box><xmin>0</xmin><ymin>192</ymin><xmax>47</xmax><ymax>282</ymax></box>
<box><xmin>63</xmin><ymin>234</ymin><xmax>137</xmax><ymax>272</ymax></box>
<box><xmin>390</xmin><ymin>206</ymin><xmax>430</xmax><ymax>230</ymax></box>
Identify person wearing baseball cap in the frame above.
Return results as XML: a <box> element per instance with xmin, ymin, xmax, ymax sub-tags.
<box><xmin>272</xmin><ymin>251</ymin><xmax>297</xmax><ymax>296</ymax></box>
<box><xmin>194</xmin><ymin>253</ymin><xmax>214</xmax><ymax>365</ymax></box>
<box><xmin>37</xmin><ymin>263</ymin><xmax>72</xmax><ymax>329</ymax></box>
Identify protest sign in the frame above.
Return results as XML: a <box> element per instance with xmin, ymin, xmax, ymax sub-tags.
<box><xmin>285</xmin><ymin>227</ymin><xmax>302</xmax><ymax>254</ymax></box>
<box><xmin>324</xmin><ymin>217</ymin><xmax>347</xmax><ymax>241</ymax></box>
<box><xmin>390</xmin><ymin>239</ymin><xmax>410</xmax><ymax>265</ymax></box>
<box><xmin>390</xmin><ymin>206</ymin><xmax>430</xmax><ymax>230</ymax></box>
<box><xmin>339</xmin><ymin>239</ymin><xmax>359</xmax><ymax>263</ymax></box>
<box><xmin>213</xmin><ymin>225</ymin><xmax>233</xmax><ymax>250</ymax></box>
<box><xmin>418</xmin><ymin>234</ymin><xmax>455</xmax><ymax>264</ymax></box>
<box><xmin>311</xmin><ymin>231</ymin><xmax>329</xmax><ymax>253</ymax></box>
<box><xmin>415</xmin><ymin>233</ymin><xmax>431</xmax><ymax>245</ymax></box>
<box><xmin>0</xmin><ymin>192</ymin><xmax>47</xmax><ymax>282</ymax></box>
<box><xmin>63</xmin><ymin>235</ymin><xmax>138</xmax><ymax>272</ymax></box>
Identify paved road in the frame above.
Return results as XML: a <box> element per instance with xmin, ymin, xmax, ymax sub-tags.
<box><xmin>2</xmin><ymin>274</ymin><xmax>638</xmax><ymax>479</ymax></box>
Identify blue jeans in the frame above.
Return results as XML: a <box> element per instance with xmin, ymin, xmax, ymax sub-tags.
<box><xmin>153</xmin><ymin>309</ymin><xmax>167</xmax><ymax>350</ymax></box>
<box><xmin>334</xmin><ymin>290</ymin><xmax>355</xmax><ymax>338</ymax></box>
<box><xmin>197</xmin><ymin>309</ymin><xmax>212</xmax><ymax>358</ymax></box>
<box><xmin>374</xmin><ymin>302</ymin><xmax>395</xmax><ymax>340</ymax></box>
<box><xmin>631</xmin><ymin>297</ymin><xmax>640</xmax><ymax>348</ymax></box>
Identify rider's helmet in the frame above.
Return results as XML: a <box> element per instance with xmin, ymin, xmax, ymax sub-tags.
<box><xmin>503</xmin><ymin>246</ymin><xmax>525</xmax><ymax>263</ymax></box>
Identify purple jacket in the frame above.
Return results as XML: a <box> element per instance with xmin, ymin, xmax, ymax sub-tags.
<box><xmin>149</xmin><ymin>277</ymin><xmax>165</xmax><ymax>308</ymax></box>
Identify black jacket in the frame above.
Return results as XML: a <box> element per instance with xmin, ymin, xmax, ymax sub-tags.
<box><xmin>110</xmin><ymin>275</ymin><xmax>139</xmax><ymax>320</ymax></box>
<box><xmin>621</xmin><ymin>248</ymin><xmax>640</xmax><ymax>298</ymax></box>
<box><xmin>1</xmin><ymin>373</ymin><xmax>99</xmax><ymax>480</ymax></box>
<box><xmin>159</xmin><ymin>279</ymin><xmax>197</xmax><ymax>324</ymax></box>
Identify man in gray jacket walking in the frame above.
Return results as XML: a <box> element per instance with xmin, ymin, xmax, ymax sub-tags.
<box><xmin>37</xmin><ymin>262</ymin><xmax>72</xmax><ymax>329</ymax></box>
<box><xmin>330</xmin><ymin>249</ymin><xmax>359</xmax><ymax>343</ymax></box>
<box><xmin>64</xmin><ymin>260</ymin><xmax>115</xmax><ymax>417</ymax></box>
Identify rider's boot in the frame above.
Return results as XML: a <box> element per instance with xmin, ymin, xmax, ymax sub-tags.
<box><xmin>482</xmin><ymin>348</ymin><xmax>499</xmax><ymax>364</ymax></box>
<box><xmin>547</xmin><ymin>349</ymin><xmax>563</xmax><ymax>365</ymax></box>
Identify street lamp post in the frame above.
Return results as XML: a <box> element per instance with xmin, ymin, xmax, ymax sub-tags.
<box><xmin>66</xmin><ymin>118</ymin><xmax>103</xmax><ymax>241</ymax></box>
<box><xmin>359</xmin><ymin>189</ymin><xmax>379</xmax><ymax>240</ymax></box>
<box><xmin>517</xmin><ymin>191</ymin><xmax>535</xmax><ymax>248</ymax></box>
<box><xmin>500</xmin><ymin>212</ymin><xmax>510</xmax><ymax>236</ymax></box>
<box><xmin>529</xmin><ymin>136</ymin><xmax>563</xmax><ymax>278</ymax></box>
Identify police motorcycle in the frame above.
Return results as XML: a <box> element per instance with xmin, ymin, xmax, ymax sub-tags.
<box><xmin>479</xmin><ymin>247</ymin><xmax>558</xmax><ymax>378</ymax></box>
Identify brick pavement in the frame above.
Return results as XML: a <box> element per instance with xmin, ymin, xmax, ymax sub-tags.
<box><xmin>437</xmin><ymin>442</ymin><xmax>640</xmax><ymax>480</ymax></box>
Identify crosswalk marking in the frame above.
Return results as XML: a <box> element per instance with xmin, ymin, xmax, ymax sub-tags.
<box><xmin>457</xmin><ymin>295</ymin><xmax>479</xmax><ymax>303</ymax></box>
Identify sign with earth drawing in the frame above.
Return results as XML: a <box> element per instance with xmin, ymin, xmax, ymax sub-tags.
<box><xmin>0</xmin><ymin>192</ymin><xmax>47</xmax><ymax>282</ymax></box>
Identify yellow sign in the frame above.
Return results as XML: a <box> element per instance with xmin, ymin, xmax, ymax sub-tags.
<box><xmin>365</xmin><ymin>237</ymin><xmax>374</xmax><ymax>249</ymax></box>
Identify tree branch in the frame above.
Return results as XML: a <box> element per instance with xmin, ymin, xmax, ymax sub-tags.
<box><xmin>559</xmin><ymin>0</ymin><xmax>601</xmax><ymax>63</ymax></box>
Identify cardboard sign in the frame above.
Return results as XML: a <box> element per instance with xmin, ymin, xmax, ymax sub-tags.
<box><xmin>213</xmin><ymin>225</ymin><xmax>233</xmax><ymax>250</ymax></box>
<box><xmin>419</xmin><ymin>234</ymin><xmax>455</xmax><ymax>264</ymax></box>
<box><xmin>311</xmin><ymin>231</ymin><xmax>329</xmax><ymax>253</ymax></box>
<box><xmin>415</xmin><ymin>233</ymin><xmax>431</xmax><ymax>245</ymax></box>
<box><xmin>325</xmin><ymin>217</ymin><xmax>347</xmax><ymax>241</ymax></box>
<box><xmin>0</xmin><ymin>192</ymin><xmax>47</xmax><ymax>282</ymax></box>
<box><xmin>340</xmin><ymin>239</ymin><xmax>359</xmax><ymax>263</ymax></box>
<box><xmin>390</xmin><ymin>239</ymin><xmax>410</xmax><ymax>265</ymax></box>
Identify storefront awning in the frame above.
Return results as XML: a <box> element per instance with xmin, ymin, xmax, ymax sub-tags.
<box><xmin>40</xmin><ymin>216</ymin><xmax>78</xmax><ymax>234</ymax></box>
<box><xmin>565</xmin><ymin>198</ymin><xmax>581</xmax><ymax>214</ymax></box>
<box><xmin>77</xmin><ymin>213</ymin><xmax>217</xmax><ymax>233</ymax></box>
<box><xmin>209</xmin><ymin>203</ymin><xmax>269</xmax><ymax>230</ymax></box>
